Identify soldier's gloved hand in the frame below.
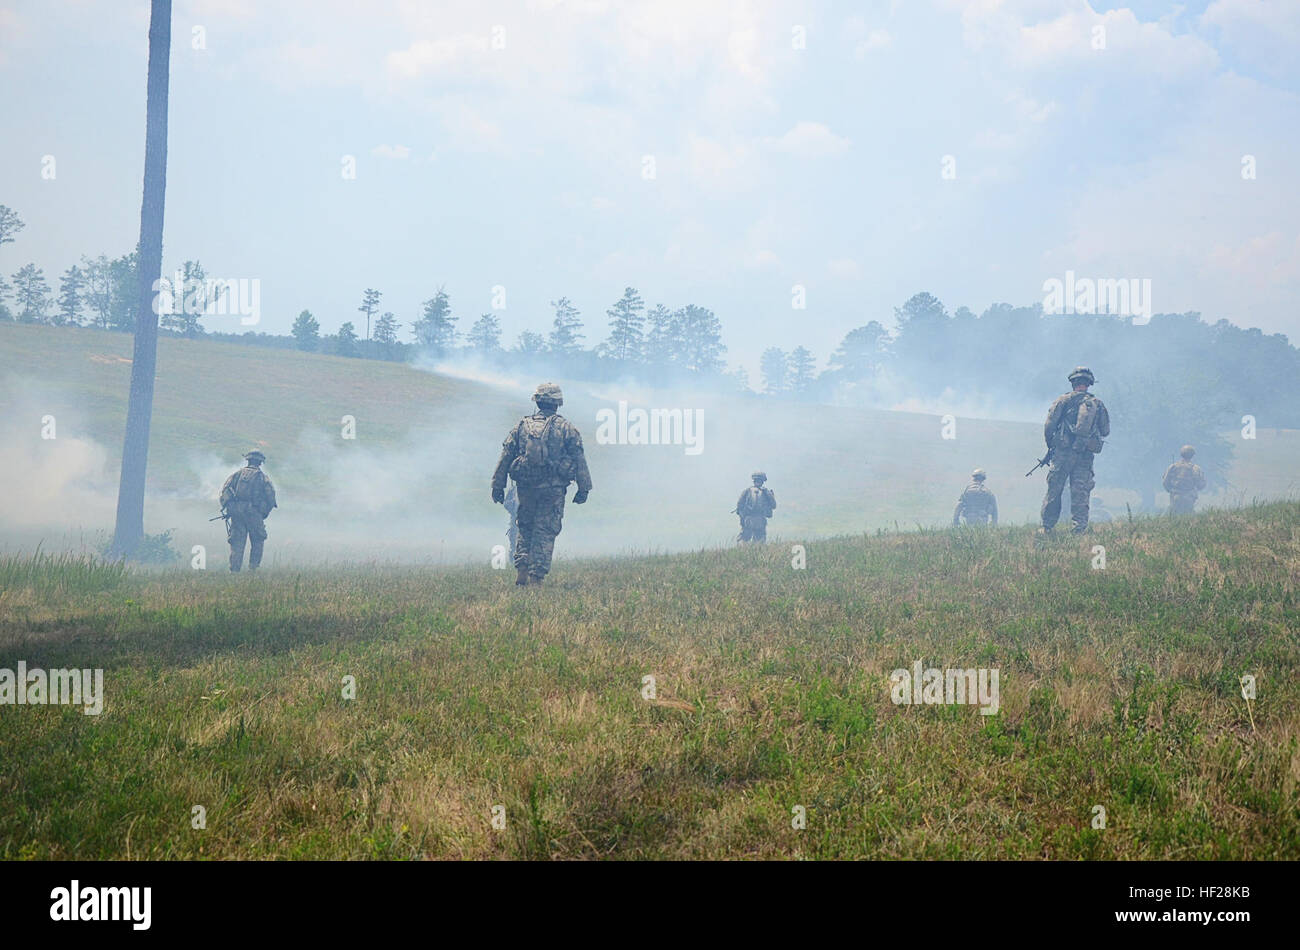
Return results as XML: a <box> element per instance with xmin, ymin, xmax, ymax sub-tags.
<box><xmin>491</xmin><ymin>487</ymin><xmax>505</xmax><ymax>504</ymax></box>
<box><xmin>573</xmin><ymin>489</ymin><xmax>589</xmax><ymax>505</ymax></box>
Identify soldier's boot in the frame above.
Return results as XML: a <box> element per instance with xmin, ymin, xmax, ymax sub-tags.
<box><xmin>515</xmin><ymin>566</ymin><xmax>530</xmax><ymax>586</ymax></box>
<box><xmin>528</xmin><ymin>573</ymin><xmax>545</xmax><ymax>586</ymax></box>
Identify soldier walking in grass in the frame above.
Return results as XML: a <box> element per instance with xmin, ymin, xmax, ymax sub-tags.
<box><xmin>735</xmin><ymin>471</ymin><xmax>777</xmax><ymax>543</ymax></box>
<box><xmin>491</xmin><ymin>383</ymin><xmax>592</xmax><ymax>586</ymax></box>
<box><xmin>1163</xmin><ymin>445</ymin><xmax>1207</xmax><ymax>515</ymax></box>
<box><xmin>219</xmin><ymin>449</ymin><xmax>277</xmax><ymax>572</ymax></box>
<box><xmin>1039</xmin><ymin>366</ymin><xmax>1110</xmax><ymax>535</ymax></box>
<box><xmin>953</xmin><ymin>468</ymin><xmax>998</xmax><ymax>526</ymax></box>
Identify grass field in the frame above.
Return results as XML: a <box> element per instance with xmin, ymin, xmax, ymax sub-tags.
<box><xmin>2</xmin><ymin>503</ymin><xmax>1297</xmax><ymax>859</ymax></box>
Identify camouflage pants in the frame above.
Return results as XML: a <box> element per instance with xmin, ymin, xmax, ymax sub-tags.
<box><xmin>514</xmin><ymin>485</ymin><xmax>567</xmax><ymax>578</ymax></box>
<box><xmin>1041</xmin><ymin>450</ymin><xmax>1096</xmax><ymax>532</ymax></box>
<box><xmin>1169</xmin><ymin>492</ymin><xmax>1198</xmax><ymax>515</ymax></box>
<box><xmin>737</xmin><ymin>515</ymin><xmax>768</xmax><ymax>544</ymax></box>
<box><xmin>228</xmin><ymin>512</ymin><xmax>267</xmax><ymax>571</ymax></box>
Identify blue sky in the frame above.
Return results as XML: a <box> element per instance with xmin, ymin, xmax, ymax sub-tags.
<box><xmin>2</xmin><ymin>0</ymin><xmax>1298</xmax><ymax>374</ymax></box>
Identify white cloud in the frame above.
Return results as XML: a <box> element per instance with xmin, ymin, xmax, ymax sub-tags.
<box><xmin>1201</xmin><ymin>0</ymin><xmax>1300</xmax><ymax>80</ymax></box>
<box><xmin>764</xmin><ymin>121</ymin><xmax>850</xmax><ymax>158</ymax></box>
<box><xmin>827</xmin><ymin>258</ymin><xmax>861</xmax><ymax>279</ymax></box>
<box><xmin>386</xmin><ymin>33</ymin><xmax>492</xmax><ymax>82</ymax></box>
<box><xmin>853</xmin><ymin>29</ymin><xmax>893</xmax><ymax>59</ymax></box>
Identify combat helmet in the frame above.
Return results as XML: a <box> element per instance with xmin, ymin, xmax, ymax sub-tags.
<box><xmin>971</xmin><ymin>468</ymin><xmax>987</xmax><ymax>481</ymax></box>
<box><xmin>532</xmin><ymin>382</ymin><xmax>564</xmax><ymax>406</ymax></box>
<box><xmin>244</xmin><ymin>450</ymin><xmax>266</xmax><ymax>464</ymax></box>
<box><xmin>1067</xmin><ymin>366</ymin><xmax>1096</xmax><ymax>386</ymax></box>
<box><xmin>1180</xmin><ymin>445</ymin><xmax>1195</xmax><ymax>459</ymax></box>
<box><xmin>752</xmin><ymin>471</ymin><xmax>767</xmax><ymax>483</ymax></box>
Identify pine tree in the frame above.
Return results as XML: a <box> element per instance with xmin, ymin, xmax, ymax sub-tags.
<box><xmin>602</xmin><ymin>287</ymin><xmax>645</xmax><ymax>362</ymax></box>
<box><xmin>12</xmin><ymin>263</ymin><xmax>51</xmax><ymax>322</ymax></box>
<box><xmin>644</xmin><ymin>303</ymin><xmax>679</xmax><ymax>366</ymax></box>
<box><xmin>467</xmin><ymin>313</ymin><xmax>503</xmax><ymax>352</ymax></box>
<box><xmin>291</xmin><ymin>309</ymin><xmax>320</xmax><ymax>351</ymax></box>
<box><xmin>57</xmin><ymin>265</ymin><xmax>86</xmax><ymax>326</ymax></box>
<box><xmin>107</xmin><ymin>250</ymin><xmax>139</xmax><ymax>331</ymax></box>
<box><xmin>514</xmin><ymin>330</ymin><xmax>546</xmax><ymax>355</ymax></box>
<box><xmin>788</xmin><ymin>346</ymin><xmax>816</xmax><ymax>393</ymax></box>
<box><xmin>358</xmin><ymin>288</ymin><xmax>381</xmax><ymax>340</ymax></box>
<box><xmin>548</xmin><ymin>297</ymin><xmax>585</xmax><ymax>353</ymax></box>
<box><xmin>335</xmin><ymin>321</ymin><xmax>359</xmax><ymax>357</ymax></box>
<box><xmin>0</xmin><ymin>205</ymin><xmax>24</xmax><ymax>250</ymax></box>
<box><xmin>828</xmin><ymin>322</ymin><xmax>889</xmax><ymax>379</ymax></box>
<box><xmin>412</xmin><ymin>290</ymin><xmax>457</xmax><ymax>353</ymax></box>
<box><xmin>373</xmin><ymin>311</ymin><xmax>400</xmax><ymax>357</ymax></box>
<box><xmin>760</xmin><ymin>347</ymin><xmax>789</xmax><ymax>393</ymax></box>
<box><xmin>674</xmin><ymin>304</ymin><xmax>725</xmax><ymax>374</ymax></box>
<box><xmin>81</xmin><ymin>255</ymin><xmax>113</xmax><ymax>328</ymax></box>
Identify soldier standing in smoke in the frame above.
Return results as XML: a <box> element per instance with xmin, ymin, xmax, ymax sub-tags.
<box><xmin>735</xmin><ymin>471</ymin><xmax>777</xmax><ymax>543</ymax></box>
<box><xmin>491</xmin><ymin>383</ymin><xmax>592</xmax><ymax>586</ymax></box>
<box><xmin>219</xmin><ymin>450</ymin><xmax>277</xmax><ymax>572</ymax></box>
<box><xmin>953</xmin><ymin>468</ymin><xmax>998</xmax><ymax>526</ymax></box>
<box><xmin>1039</xmin><ymin>366</ymin><xmax>1110</xmax><ymax>534</ymax></box>
<box><xmin>1163</xmin><ymin>445</ymin><xmax>1207</xmax><ymax>515</ymax></box>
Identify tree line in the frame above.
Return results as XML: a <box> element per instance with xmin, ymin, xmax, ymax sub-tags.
<box><xmin>6</xmin><ymin>200</ymin><xmax>1299</xmax><ymax>506</ymax></box>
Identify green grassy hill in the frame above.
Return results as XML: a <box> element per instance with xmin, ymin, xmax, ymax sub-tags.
<box><xmin>1</xmin><ymin>503</ymin><xmax>1296</xmax><ymax>859</ymax></box>
<box><xmin>2</xmin><ymin>322</ymin><xmax>1298</xmax><ymax>562</ymax></box>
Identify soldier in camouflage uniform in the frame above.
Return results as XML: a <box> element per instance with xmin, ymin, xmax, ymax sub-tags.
<box><xmin>1162</xmin><ymin>445</ymin><xmax>1207</xmax><ymax>515</ymax></box>
<box><xmin>736</xmin><ymin>472</ymin><xmax>777</xmax><ymax>543</ymax></box>
<box><xmin>219</xmin><ymin>450</ymin><xmax>277</xmax><ymax>572</ymax></box>
<box><xmin>953</xmin><ymin>468</ymin><xmax>998</xmax><ymax>526</ymax></box>
<box><xmin>1040</xmin><ymin>366</ymin><xmax>1110</xmax><ymax>534</ymax></box>
<box><xmin>491</xmin><ymin>383</ymin><xmax>592</xmax><ymax>585</ymax></box>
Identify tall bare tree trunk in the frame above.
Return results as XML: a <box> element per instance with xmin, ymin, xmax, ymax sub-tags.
<box><xmin>111</xmin><ymin>0</ymin><xmax>172</xmax><ymax>558</ymax></box>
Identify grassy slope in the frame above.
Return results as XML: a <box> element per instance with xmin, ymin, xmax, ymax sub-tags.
<box><xmin>1</xmin><ymin>504</ymin><xmax>1297</xmax><ymax>859</ymax></box>
<box><xmin>0</xmin><ymin>322</ymin><xmax>517</xmax><ymax>491</ymax></box>
<box><xmin>4</xmin><ymin>322</ymin><xmax>1299</xmax><ymax>559</ymax></box>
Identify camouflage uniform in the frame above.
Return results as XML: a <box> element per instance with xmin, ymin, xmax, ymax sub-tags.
<box><xmin>736</xmin><ymin>472</ymin><xmax>776</xmax><ymax>543</ymax></box>
<box><xmin>1162</xmin><ymin>446</ymin><xmax>1206</xmax><ymax>515</ymax></box>
<box><xmin>1040</xmin><ymin>367</ymin><xmax>1110</xmax><ymax>534</ymax></box>
<box><xmin>953</xmin><ymin>470</ymin><xmax>998</xmax><ymax>525</ymax></box>
<box><xmin>491</xmin><ymin>384</ymin><xmax>592</xmax><ymax>584</ymax></box>
<box><xmin>220</xmin><ymin>451</ymin><xmax>277</xmax><ymax>572</ymax></box>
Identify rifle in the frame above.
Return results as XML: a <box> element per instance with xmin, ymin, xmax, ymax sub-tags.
<box><xmin>1025</xmin><ymin>446</ymin><xmax>1054</xmax><ymax>477</ymax></box>
<box><xmin>210</xmin><ymin>507</ymin><xmax>231</xmax><ymax>541</ymax></box>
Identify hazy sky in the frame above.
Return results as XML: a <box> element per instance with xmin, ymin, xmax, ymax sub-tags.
<box><xmin>2</xmin><ymin>0</ymin><xmax>1297</xmax><ymax>374</ymax></box>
